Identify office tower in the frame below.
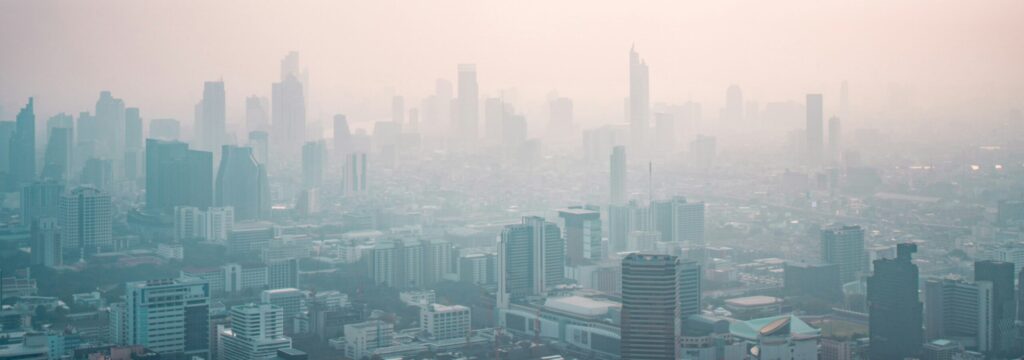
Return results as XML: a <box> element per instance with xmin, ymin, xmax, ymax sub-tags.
<box><xmin>784</xmin><ymin>263</ymin><xmax>843</xmax><ymax>303</ymax></box>
<box><xmin>420</xmin><ymin>304</ymin><xmax>471</xmax><ymax>340</ymax></box>
<box><xmin>333</xmin><ymin>114</ymin><xmax>352</xmax><ymax>160</ymax></box>
<box><xmin>343</xmin><ymin>320</ymin><xmax>393</xmax><ymax>360</ymax></box>
<box><xmin>301</xmin><ymin>141</ymin><xmax>325</xmax><ymax>189</ymax></box>
<box><xmin>94</xmin><ymin>91</ymin><xmax>125</xmax><ymax>163</ymax></box>
<box><xmin>0</xmin><ymin>121</ymin><xmax>15</xmax><ymax>175</ymax></box>
<box><xmin>9</xmin><ymin>98</ymin><xmax>36</xmax><ymax>187</ymax></box>
<box><xmin>280</xmin><ymin>51</ymin><xmax>309</xmax><ymax>103</ymax></box>
<box><xmin>868</xmin><ymin>243</ymin><xmax>923</xmax><ymax>359</ymax></box>
<box><xmin>723</xmin><ymin>85</ymin><xmax>744</xmax><ymax>123</ymax></box>
<box><xmin>248</xmin><ymin>131</ymin><xmax>269</xmax><ymax>169</ymax></box>
<box><xmin>216</xmin><ymin>145</ymin><xmax>269</xmax><ymax>221</ymax></box>
<box><xmin>196</xmin><ymin>81</ymin><xmax>227</xmax><ymax>152</ymax></box>
<box><xmin>59</xmin><ymin>186</ymin><xmax>112</xmax><ymax>258</ymax></box>
<box><xmin>226</xmin><ymin>221</ymin><xmax>274</xmax><ymax>257</ymax></box>
<box><xmin>420</xmin><ymin>79</ymin><xmax>453</xmax><ymax>138</ymax></box>
<box><xmin>261</xmin><ymin>288</ymin><xmax>304</xmax><ymax>335</ymax></box>
<box><xmin>145</xmin><ymin>139</ymin><xmax>213</xmax><ymax>213</ymax></box>
<box><xmin>654</xmin><ymin>113</ymin><xmax>675</xmax><ymax>154</ymax></box>
<box><xmin>123</xmin><ymin>107</ymin><xmax>143</xmax><ymax>180</ymax></box>
<box><xmin>46</xmin><ymin>113</ymin><xmax>74</xmax><ymax>139</ymax></box>
<box><xmin>30</xmin><ymin>218</ymin><xmax>62</xmax><ymax>268</ymax></box>
<box><xmin>484</xmin><ymin>98</ymin><xmax>508</xmax><ymax>142</ymax></box>
<box><xmin>456</xmin><ymin>64</ymin><xmax>479</xmax><ymax>140</ymax></box>
<box><xmin>629</xmin><ymin>45</ymin><xmax>650</xmax><ymax>152</ymax></box>
<box><xmin>806</xmin><ymin>94</ymin><xmax>824</xmax><ymax>165</ymax></box>
<box><xmin>174</xmin><ymin>206</ymin><xmax>202</xmax><ymax>241</ymax></box>
<box><xmin>342</xmin><ymin>152</ymin><xmax>367</xmax><ymax>196</ymax></box>
<box><xmin>621</xmin><ymin>254</ymin><xmax>687</xmax><ymax>360</ymax></box>
<box><xmin>391</xmin><ymin>95</ymin><xmax>405</xmax><ymax>125</ymax></box>
<box><xmin>246</xmin><ymin>95</ymin><xmax>270</xmax><ymax>133</ymax></box>
<box><xmin>459</xmin><ymin>253</ymin><xmax>497</xmax><ymax>285</ymax></box>
<box><xmin>973</xmin><ymin>261</ymin><xmax>1016</xmax><ymax>355</ymax></box>
<box><xmin>149</xmin><ymin>118</ymin><xmax>180</xmax><ymax>140</ymax></box>
<box><xmin>125</xmin><ymin>278</ymin><xmax>210</xmax><ymax>357</ymax></box>
<box><xmin>81</xmin><ymin>158</ymin><xmax>114</xmax><ymax>191</ymax></box>
<box><xmin>219</xmin><ymin>303</ymin><xmax>292</xmax><ymax>360</ymax></box>
<box><xmin>558</xmin><ymin>206</ymin><xmax>602</xmax><ymax>265</ymax></box>
<box><xmin>272</xmin><ymin>73</ymin><xmax>306</xmax><ymax>161</ymax></box>
<box><xmin>924</xmin><ymin>277</ymin><xmax>994</xmax><ymax>352</ymax></box>
<box><xmin>609</xmin><ymin>201</ymin><xmax>648</xmax><ymax>253</ymax></box>
<box><xmin>828</xmin><ymin>116</ymin><xmax>841</xmax><ymax>164</ymax></box>
<box><xmin>548</xmin><ymin>96</ymin><xmax>573</xmax><ymax>135</ymax></box>
<box><xmin>821</xmin><ymin>224</ymin><xmax>866</xmax><ymax>283</ymax></box>
<box><xmin>497</xmin><ymin>216</ymin><xmax>563</xmax><ymax>308</ymax></box>
<box><xmin>202</xmin><ymin>207</ymin><xmax>235</xmax><ymax>242</ymax></box>
<box><xmin>610</xmin><ymin>146</ymin><xmax>627</xmax><ymax>205</ymax></box>
<box><xmin>41</xmin><ymin>127</ymin><xmax>72</xmax><ymax>182</ymax></box>
<box><xmin>652</xmin><ymin>196</ymin><xmax>706</xmax><ymax>245</ymax></box>
<box><xmin>20</xmin><ymin>180</ymin><xmax>64</xmax><ymax>226</ymax></box>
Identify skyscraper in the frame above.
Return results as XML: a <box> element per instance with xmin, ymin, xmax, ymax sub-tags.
<box><xmin>272</xmin><ymin>74</ymin><xmax>306</xmax><ymax>161</ymax></box>
<box><xmin>9</xmin><ymin>98</ymin><xmax>36</xmax><ymax>187</ymax></box>
<box><xmin>821</xmin><ymin>224</ymin><xmax>866</xmax><ymax>283</ymax></box>
<box><xmin>301</xmin><ymin>141</ymin><xmax>325</xmax><ymax>189</ymax></box>
<box><xmin>973</xmin><ymin>261</ymin><xmax>1016</xmax><ymax>356</ymax></box>
<box><xmin>610</xmin><ymin>146</ymin><xmax>627</xmax><ymax>205</ymax></box>
<box><xmin>0</xmin><ymin>121</ymin><xmax>16</xmax><ymax>178</ymax></box>
<box><xmin>125</xmin><ymin>278</ymin><xmax>211</xmax><ymax>357</ymax></box>
<box><xmin>42</xmin><ymin>126</ymin><xmax>72</xmax><ymax>182</ymax></box>
<box><xmin>197</xmin><ymin>81</ymin><xmax>227</xmax><ymax>153</ymax></box>
<box><xmin>558</xmin><ymin>206</ymin><xmax>602</xmax><ymax>265</ymax></box>
<box><xmin>248</xmin><ymin>131</ymin><xmax>269</xmax><ymax>169</ymax></box>
<box><xmin>145</xmin><ymin>139</ymin><xmax>213</xmax><ymax>213</ymax></box>
<box><xmin>219</xmin><ymin>303</ymin><xmax>292</xmax><ymax>360</ymax></box>
<box><xmin>124</xmin><ymin>107</ymin><xmax>143</xmax><ymax>180</ymax></box>
<box><xmin>828</xmin><ymin>116</ymin><xmax>841</xmax><ymax>164</ymax></box>
<box><xmin>924</xmin><ymin>277</ymin><xmax>993</xmax><ymax>352</ymax></box>
<box><xmin>20</xmin><ymin>180</ymin><xmax>64</xmax><ymax>226</ymax></box>
<box><xmin>629</xmin><ymin>45</ymin><xmax>650</xmax><ymax>153</ymax></box>
<box><xmin>456</xmin><ymin>64</ymin><xmax>479</xmax><ymax>140</ymax></box>
<box><xmin>652</xmin><ymin>196</ymin><xmax>706</xmax><ymax>245</ymax></box>
<box><xmin>246</xmin><ymin>95</ymin><xmax>270</xmax><ymax>133</ymax></box>
<box><xmin>497</xmin><ymin>216</ymin><xmax>563</xmax><ymax>308</ymax></box>
<box><xmin>215</xmin><ymin>145</ymin><xmax>269</xmax><ymax>221</ymax></box>
<box><xmin>30</xmin><ymin>218</ymin><xmax>62</xmax><ymax>268</ymax></box>
<box><xmin>333</xmin><ymin>114</ymin><xmax>352</xmax><ymax>161</ymax></box>
<box><xmin>620</xmin><ymin>253</ymin><xmax>701</xmax><ymax>360</ymax></box>
<box><xmin>94</xmin><ymin>91</ymin><xmax>125</xmax><ymax>164</ymax></box>
<box><xmin>868</xmin><ymin>243</ymin><xmax>923</xmax><ymax>359</ymax></box>
<box><xmin>806</xmin><ymin>94</ymin><xmax>824</xmax><ymax>166</ymax></box>
<box><xmin>342</xmin><ymin>152</ymin><xmax>367</xmax><ymax>196</ymax></box>
<box><xmin>59</xmin><ymin>186</ymin><xmax>112</xmax><ymax>259</ymax></box>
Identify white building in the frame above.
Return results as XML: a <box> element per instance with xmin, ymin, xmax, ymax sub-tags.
<box><xmin>261</xmin><ymin>288</ymin><xmax>304</xmax><ymax>335</ymax></box>
<box><xmin>59</xmin><ymin>186</ymin><xmax>112</xmax><ymax>257</ymax></box>
<box><xmin>344</xmin><ymin>320</ymin><xmax>393</xmax><ymax>359</ymax></box>
<box><xmin>420</xmin><ymin>304</ymin><xmax>471</xmax><ymax>340</ymax></box>
<box><xmin>156</xmin><ymin>243</ymin><xmax>184</xmax><ymax>260</ymax></box>
<box><xmin>174</xmin><ymin>206</ymin><xmax>235</xmax><ymax>242</ymax></box>
<box><xmin>219</xmin><ymin>303</ymin><xmax>292</xmax><ymax>360</ymax></box>
<box><xmin>124</xmin><ymin>278</ymin><xmax>211</xmax><ymax>357</ymax></box>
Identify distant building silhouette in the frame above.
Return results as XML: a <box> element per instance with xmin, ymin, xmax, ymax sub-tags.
<box><xmin>145</xmin><ymin>139</ymin><xmax>213</xmax><ymax>213</ymax></box>
<box><xmin>342</xmin><ymin>152</ymin><xmax>367</xmax><ymax>196</ymax></box>
<box><xmin>821</xmin><ymin>224</ymin><xmax>866</xmax><ymax>284</ymax></box>
<box><xmin>868</xmin><ymin>243</ymin><xmax>922</xmax><ymax>359</ymax></box>
<box><xmin>973</xmin><ymin>260</ymin><xmax>1017</xmax><ymax>356</ymax></box>
<box><xmin>456</xmin><ymin>64</ymin><xmax>479</xmax><ymax>141</ymax></box>
<box><xmin>629</xmin><ymin>46</ymin><xmax>650</xmax><ymax>153</ymax></box>
<box><xmin>301</xmin><ymin>141</ymin><xmax>325</xmax><ymax>189</ymax></box>
<box><xmin>9</xmin><ymin>98</ymin><xmax>36</xmax><ymax>187</ymax></box>
<box><xmin>215</xmin><ymin>145</ymin><xmax>269</xmax><ymax>221</ymax></box>
<box><xmin>806</xmin><ymin>94</ymin><xmax>824</xmax><ymax>166</ymax></box>
<box><xmin>59</xmin><ymin>186</ymin><xmax>112</xmax><ymax>259</ymax></box>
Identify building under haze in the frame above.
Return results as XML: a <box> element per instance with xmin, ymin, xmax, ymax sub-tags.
<box><xmin>197</xmin><ymin>81</ymin><xmax>227</xmax><ymax>153</ymax></box>
<box><xmin>497</xmin><ymin>216</ymin><xmax>564</xmax><ymax>308</ymax></box>
<box><xmin>272</xmin><ymin>74</ymin><xmax>306</xmax><ymax>161</ymax></box>
<box><xmin>924</xmin><ymin>276</ymin><xmax>993</xmax><ymax>352</ymax></box>
<box><xmin>620</xmin><ymin>253</ymin><xmax>701</xmax><ymax>360</ymax></box>
<box><xmin>9</xmin><ymin>98</ymin><xmax>35</xmax><ymax>188</ymax></box>
<box><xmin>610</xmin><ymin>146</ymin><xmax>627</xmax><ymax>206</ymax></box>
<box><xmin>219</xmin><ymin>303</ymin><xmax>292</xmax><ymax>360</ymax></box>
<box><xmin>628</xmin><ymin>46</ymin><xmax>650</xmax><ymax>153</ymax></box>
<box><xmin>122</xmin><ymin>278</ymin><xmax>211</xmax><ymax>358</ymax></box>
<box><xmin>973</xmin><ymin>260</ymin><xmax>1017</xmax><ymax>356</ymax></box>
<box><xmin>146</xmin><ymin>139</ymin><xmax>213</xmax><ymax>213</ymax></box>
<box><xmin>302</xmin><ymin>141</ymin><xmax>325</xmax><ymax>189</ymax></box>
<box><xmin>806</xmin><ymin>94</ymin><xmax>824</xmax><ymax>166</ymax></box>
<box><xmin>215</xmin><ymin>145</ymin><xmax>269</xmax><ymax>221</ymax></box>
<box><xmin>558</xmin><ymin>206</ymin><xmax>602</xmax><ymax>265</ymax></box>
<box><xmin>342</xmin><ymin>152</ymin><xmax>367</xmax><ymax>196</ymax></box>
<box><xmin>20</xmin><ymin>180</ymin><xmax>64</xmax><ymax>227</ymax></box>
<box><xmin>30</xmin><ymin>218</ymin><xmax>62</xmax><ymax>268</ymax></box>
<box><xmin>868</xmin><ymin>243</ymin><xmax>922</xmax><ymax>359</ymax></box>
<box><xmin>821</xmin><ymin>224</ymin><xmax>866</xmax><ymax>284</ymax></box>
<box><xmin>456</xmin><ymin>64</ymin><xmax>479</xmax><ymax>141</ymax></box>
<box><xmin>59</xmin><ymin>186</ymin><xmax>112</xmax><ymax>260</ymax></box>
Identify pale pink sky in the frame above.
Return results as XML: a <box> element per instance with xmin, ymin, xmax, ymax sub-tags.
<box><xmin>1</xmin><ymin>0</ymin><xmax>1021</xmax><ymax>129</ymax></box>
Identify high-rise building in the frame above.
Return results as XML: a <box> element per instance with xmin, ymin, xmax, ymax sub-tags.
<box><xmin>420</xmin><ymin>303</ymin><xmax>471</xmax><ymax>340</ymax></box>
<box><xmin>973</xmin><ymin>260</ymin><xmax>1016</xmax><ymax>356</ymax></box>
<box><xmin>215</xmin><ymin>145</ymin><xmax>269</xmax><ymax>221</ymax></box>
<box><xmin>456</xmin><ymin>64</ymin><xmax>479</xmax><ymax>141</ymax></box>
<box><xmin>197</xmin><ymin>81</ymin><xmax>226</xmax><ymax>152</ymax></box>
<box><xmin>828</xmin><ymin>116</ymin><xmax>841</xmax><ymax>164</ymax></box>
<box><xmin>246</xmin><ymin>95</ymin><xmax>270</xmax><ymax>133</ymax></box>
<box><xmin>868</xmin><ymin>243</ymin><xmax>922</xmax><ymax>359</ymax></box>
<box><xmin>609</xmin><ymin>200</ymin><xmax>649</xmax><ymax>253</ymax></box>
<box><xmin>261</xmin><ymin>288</ymin><xmax>304</xmax><ymax>335</ymax></box>
<box><xmin>654</xmin><ymin>112</ymin><xmax>675</xmax><ymax>154</ymax></box>
<box><xmin>723</xmin><ymin>85</ymin><xmax>744</xmax><ymax>123</ymax></box>
<box><xmin>806</xmin><ymin>94</ymin><xmax>824</xmax><ymax>165</ymax></box>
<box><xmin>629</xmin><ymin>46</ymin><xmax>650</xmax><ymax>153</ymax></box>
<box><xmin>145</xmin><ymin>139</ymin><xmax>213</xmax><ymax>213</ymax></box>
<box><xmin>301</xmin><ymin>141</ymin><xmax>325</xmax><ymax>189</ymax></box>
<box><xmin>226</xmin><ymin>221</ymin><xmax>275</xmax><ymax>258</ymax></box>
<box><xmin>20</xmin><ymin>180</ymin><xmax>64</xmax><ymax>227</ymax></box>
<box><xmin>558</xmin><ymin>206</ymin><xmax>602</xmax><ymax>265</ymax></box>
<box><xmin>149</xmin><ymin>118</ymin><xmax>180</xmax><ymax>141</ymax></box>
<box><xmin>0</xmin><ymin>121</ymin><xmax>16</xmax><ymax>178</ymax></box>
<box><xmin>333</xmin><ymin>115</ymin><xmax>352</xmax><ymax>161</ymax></box>
<box><xmin>30</xmin><ymin>218</ymin><xmax>62</xmax><ymax>268</ymax></box>
<box><xmin>125</xmin><ymin>278</ymin><xmax>210</xmax><ymax>357</ymax></box>
<box><xmin>651</xmin><ymin>196</ymin><xmax>705</xmax><ymax>245</ymax></box>
<box><xmin>94</xmin><ymin>91</ymin><xmax>125</xmax><ymax>165</ymax></box>
<box><xmin>272</xmin><ymin>74</ymin><xmax>306</xmax><ymax>161</ymax></box>
<box><xmin>124</xmin><ymin>107</ymin><xmax>143</xmax><ymax>180</ymax></box>
<box><xmin>9</xmin><ymin>98</ymin><xmax>36</xmax><ymax>187</ymax></box>
<box><xmin>81</xmin><ymin>158</ymin><xmax>114</xmax><ymax>191</ymax></box>
<box><xmin>610</xmin><ymin>146</ymin><xmax>627</xmax><ymax>205</ymax></box>
<box><xmin>176</xmin><ymin>206</ymin><xmax>235</xmax><ymax>242</ymax></box>
<box><xmin>924</xmin><ymin>277</ymin><xmax>993</xmax><ymax>352</ymax></box>
<box><xmin>342</xmin><ymin>152</ymin><xmax>367</xmax><ymax>196</ymax></box>
<box><xmin>821</xmin><ymin>224</ymin><xmax>866</xmax><ymax>283</ymax></box>
<box><xmin>59</xmin><ymin>186</ymin><xmax>112</xmax><ymax>259</ymax></box>
<box><xmin>42</xmin><ymin>127</ymin><xmax>73</xmax><ymax>183</ymax></box>
<box><xmin>248</xmin><ymin>131</ymin><xmax>269</xmax><ymax>169</ymax></box>
<box><xmin>620</xmin><ymin>253</ymin><xmax>701</xmax><ymax>360</ymax></box>
<box><xmin>219</xmin><ymin>303</ymin><xmax>291</xmax><ymax>360</ymax></box>
<box><xmin>497</xmin><ymin>217</ymin><xmax>563</xmax><ymax>308</ymax></box>
<box><xmin>783</xmin><ymin>262</ymin><xmax>843</xmax><ymax>303</ymax></box>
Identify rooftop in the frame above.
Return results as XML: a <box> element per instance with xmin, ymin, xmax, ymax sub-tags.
<box><xmin>725</xmin><ymin>295</ymin><xmax>782</xmax><ymax>307</ymax></box>
<box><xmin>544</xmin><ymin>296</ymin><xmax>620</xmax><ymax>317</ymax></box>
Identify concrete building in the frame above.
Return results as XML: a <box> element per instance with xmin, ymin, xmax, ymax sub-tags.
<box><xmin>343</xmin><ymin>320</ymin><xmax>393</xmax><ymax>360</ymax></box>
<box><xmin>219</xmin><ymin>303</ymin><xmax>292</xmax><ymax>360</ymax></box>
<box><xmin>420</xmin><ymin>304</ymin><xmax>470</xmax><ymax>341</ymax></box>
<box><xmin>261</xmin><ymin>288</ymin><xmax>304</xmax><ymax>335</ymax></box>
<box><xmin>821</xmin><ymin>224</ymin><xmax>866</xmax><ymax>284</ymax></box>
<box><xmin>124</xmin><ymin>278</ymin><xmax>210</xmax><ymax>358</ymax></box>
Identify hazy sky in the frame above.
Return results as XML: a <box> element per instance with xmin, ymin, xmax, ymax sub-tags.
<box><xmin>1</xmin><ymin>0</ymin><xmax>1022</xmax><ymax>130</ymax></box>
